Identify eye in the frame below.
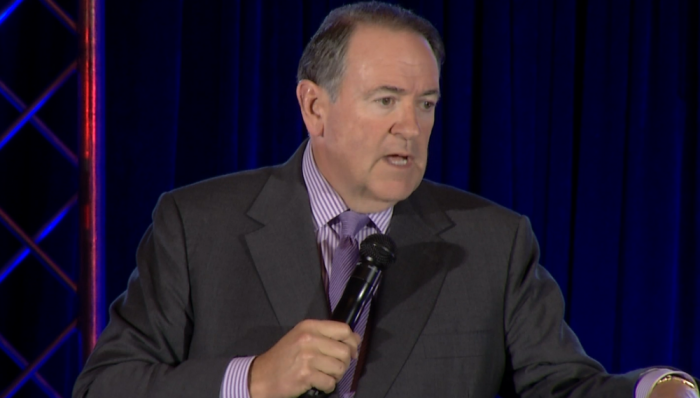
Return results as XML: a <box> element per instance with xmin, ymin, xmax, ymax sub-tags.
<box><xmin>421</xmin><ymin>101</ymin><xmax>436</xmax><ymax>110</ymax></box>
<box><xmin>377</xmin><ymin>97</ymin><xmax>395</xmax><ymax>107</ymax></box>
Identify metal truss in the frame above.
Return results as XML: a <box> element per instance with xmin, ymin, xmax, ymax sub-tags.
<box><xmin>0</xmin><ymin>0</ymin><xmax>82</xmax><ymax>397</ymax></box>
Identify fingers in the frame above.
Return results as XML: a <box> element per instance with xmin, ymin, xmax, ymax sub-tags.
<box><xmin>305</xmin><ymin>320</ymin><xmax>361</xmax><ymax>360</ymax></box>
<box><xmin>307</xmin><ymin>333</ymin><xmax>358</xmax><ymax>365</ymax></box>
<box><xmin>310</xmin><ymin>354</ymin><xmax>349</xmax><ymax>382</ymax></box>
<box><xmin>248</xmin><ymin>320</ymin><xmax>363</xmax><ymax>398</ymax></box>
<box><xmin>315</xmin><ymin>338</ymin><xmax>354</xmax><ymax>369</ymax></box>
<box><xmin>311</xmin><ymin>320</ymin><xmax>359</xmax><ymax>342</ymax></box>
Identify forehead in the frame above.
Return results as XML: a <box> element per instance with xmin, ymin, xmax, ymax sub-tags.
<box><xmin>341</xmin><ymin>24</ymin><xmax>440</xmax><ymax>92</ymax></box>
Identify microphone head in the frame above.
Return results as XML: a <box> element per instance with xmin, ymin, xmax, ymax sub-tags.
<box><xmin>359</xmin><ymin>234</ymin><xmax>396</xmax><ymax>270</ymax></box>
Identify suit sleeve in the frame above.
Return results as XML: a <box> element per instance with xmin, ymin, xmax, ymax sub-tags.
<box><xmin>499</xmin><ymin>216</ymin><xmax>646</xmax><ymax>398</ymax></box>
<box><xmin>72</xmin><ymin>193</ymin><xmax>233</xmax><ymax>398</ymax></box>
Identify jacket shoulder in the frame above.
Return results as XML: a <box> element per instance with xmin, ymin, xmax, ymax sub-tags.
<box><xmin>164</xmin><ymin>166</ymin><xmax>275</xmax><ymax>214</ymax></box>
<box><xmin>418</xmin><ymin>180</ymin><xmax>522</xmax><ymax>223</ymax></box>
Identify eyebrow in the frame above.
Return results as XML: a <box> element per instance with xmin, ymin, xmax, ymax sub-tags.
<box><xmin>421</xmin><ymin>88</ymin><xmax>441</xmax><ymax>98</ymax></box>
<box><xmin>364</xmin><ymin>85</ymin><xmax>441</xmax><ymax>99</ymax></box>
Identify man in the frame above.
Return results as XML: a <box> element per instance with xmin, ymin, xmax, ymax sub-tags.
<box><xmin>73</xmin><ymin>2</ymin><xmax>699</xmax><ymax>398</ymax></box>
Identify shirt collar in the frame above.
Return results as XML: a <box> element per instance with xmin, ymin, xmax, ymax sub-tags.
<box><xmin>302</xmin><ymin>142</ymin><xmax>392</xmax><ymax>233</ymax></box>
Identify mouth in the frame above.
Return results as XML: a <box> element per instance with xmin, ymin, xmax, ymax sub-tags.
<box><xmin>384</xmin><ymin>154</ymin><xmax>411</xmax><ymax>167</ymax></box>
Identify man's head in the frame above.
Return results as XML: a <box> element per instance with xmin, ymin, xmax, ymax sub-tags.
<box><xmin>297</xmin><ymin>2</ymin><xmax>444</xmax><ymax>213</ymax></box>
<box><xmin>296</xmin><ymin>2</ymin><xmax>443</xmax><ymax>213</ymax></box>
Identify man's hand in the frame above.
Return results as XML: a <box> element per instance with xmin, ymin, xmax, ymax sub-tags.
<box><xmin>248</xmin><ymin>319</ymin><xmax>361</xmax><ymax>398</ymax></box>
<box><xmin>649</xmin><ymin>377</ymin><xmax>700</xmax><ymax>398</ymax></box>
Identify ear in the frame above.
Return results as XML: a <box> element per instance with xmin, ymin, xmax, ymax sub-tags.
<box><xmin>296</xmin><ymin>80</ymin><xmax>328</xmax><ymax>137</ymax></box>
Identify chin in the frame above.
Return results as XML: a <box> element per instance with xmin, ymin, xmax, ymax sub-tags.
<box><xmin>372</xmin><ymin>179</ymin><xmax>420</xmax><ymax>204</ymax></box>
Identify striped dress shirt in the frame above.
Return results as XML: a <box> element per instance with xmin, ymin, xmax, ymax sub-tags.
<box><xmin>220</xmin><ymin>142</ymin><xmax>392</xmax><ymax>398</ymax></box>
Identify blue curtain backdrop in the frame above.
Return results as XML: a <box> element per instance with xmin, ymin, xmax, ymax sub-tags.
<box><xmin>105</xmin><ymin>0</ymin><xmax>700</xmax><ymax>378</ymax></box>
<box><xmin>0</xmin><ymin>0</ymin><xmax>698</xmax><ymax>396</ymax></box>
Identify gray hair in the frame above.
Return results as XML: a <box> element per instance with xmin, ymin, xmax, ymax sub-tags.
<box><xmin>297</xmin><ymin>1</ymin><xmax>445</xmax><ymax>101</ymax></box>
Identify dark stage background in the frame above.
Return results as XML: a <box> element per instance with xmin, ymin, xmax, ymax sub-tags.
<box><xmin>0</xmin><ymin>0</ymin><xmax>698</xmax><ymax>397</ymax></box>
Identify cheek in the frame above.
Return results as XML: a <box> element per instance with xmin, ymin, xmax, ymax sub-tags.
<box><xmin>415</xmin><ymin>130</ymin><xmax>431</xmax><ymax>153</ymax></box>
<box><xmin>419</xmin><ymin>122</ymin><xmax>434</xmax><ymax>147</ymax></box>
<box><xmin>419</xmin><ymin>116</ymin><xmax>435</xmax><ymax>136</ymax></box>
<box><xmin>344</xmin><ymin>121</ymin><xmax>384</xmax><ymax>156</ymax></box>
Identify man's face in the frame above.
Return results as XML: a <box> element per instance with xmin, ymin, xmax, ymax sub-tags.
<box><xmin>310</xmin><ymin>25</ymin><xmax>440</xmax><ymax>213</ymax></box>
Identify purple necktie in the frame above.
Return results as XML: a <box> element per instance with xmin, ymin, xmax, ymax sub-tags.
<box><xmin>328</xmin><ymin>211</ymin><xmax>370</xmax><ymax>398</ymax></box>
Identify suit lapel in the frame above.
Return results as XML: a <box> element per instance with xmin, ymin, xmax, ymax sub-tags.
<box><xmin>356</xmin><ymin>184</ymin><xmax>455</xmax><ymax>398</ymax></box>
<box><xmin>245</xmin><ymin>147</ymin><xmax>330</xmax><ymax>330</ymax></box>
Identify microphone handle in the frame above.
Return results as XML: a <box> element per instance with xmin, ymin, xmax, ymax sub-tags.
<box><xmin>297</xmin><ymin>264</ymin><xmax>382</xmax><ymax>398</ymax></box>
<box><xmin>298</xmin><ymin>388</ymin><xmax>329</xmax><ymax>397</ymax></box>
<box><xmin>332</xmin><ymin>264</ymin><xmax>381</xmax><ymax>326</ymax></box>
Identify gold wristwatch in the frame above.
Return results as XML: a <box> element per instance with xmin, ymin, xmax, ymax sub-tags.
<box><xmin>656</xmin><ymin>374</ymin><xmax>699</xmax><ymax>394</ymax></box>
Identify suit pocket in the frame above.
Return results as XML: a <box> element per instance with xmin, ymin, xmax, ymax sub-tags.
<box><xmin>414</xmin><ymin>330</ymin><xmax>493</xmax><ymax>359</ymax></box>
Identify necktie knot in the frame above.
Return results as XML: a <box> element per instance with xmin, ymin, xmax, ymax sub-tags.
<box><xmin>337</xmin><ymin>211</ymin><xmax>370</xmax><ymax>240</ymax></box>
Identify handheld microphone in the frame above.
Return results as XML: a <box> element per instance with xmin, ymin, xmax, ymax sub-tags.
<box><xmin>299</xmin><ymin>234</ymin><xmax>396</xmax><ymax>398</ymax></box>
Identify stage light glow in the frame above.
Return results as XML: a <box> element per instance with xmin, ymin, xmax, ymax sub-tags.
<box><xmin>0</xmin><ymin>0</ymin><xmax>24</xmax><ymax>26</ymax></box>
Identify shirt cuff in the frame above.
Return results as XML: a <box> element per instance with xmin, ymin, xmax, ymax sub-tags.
<box><xmin>635</xmin><ymin>368</ymin><xmax>699</xmax><ymax>398</ymax></box>
<box><xmin>220</xmin><ymin>356</ymin><xmax>256</xmax><ymax>398</ymax></box>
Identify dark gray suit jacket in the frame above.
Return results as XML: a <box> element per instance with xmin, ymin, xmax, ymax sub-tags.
<box><xmin>73</xmin><ymin>145</ymin><xmax>646</xmax><ymax>398</ymax></box>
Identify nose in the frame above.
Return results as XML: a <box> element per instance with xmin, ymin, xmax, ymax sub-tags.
<box><xmin>390</xmin><ymin>102</ymin><xmax>420</xmax><ymax>140</ymax></box>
